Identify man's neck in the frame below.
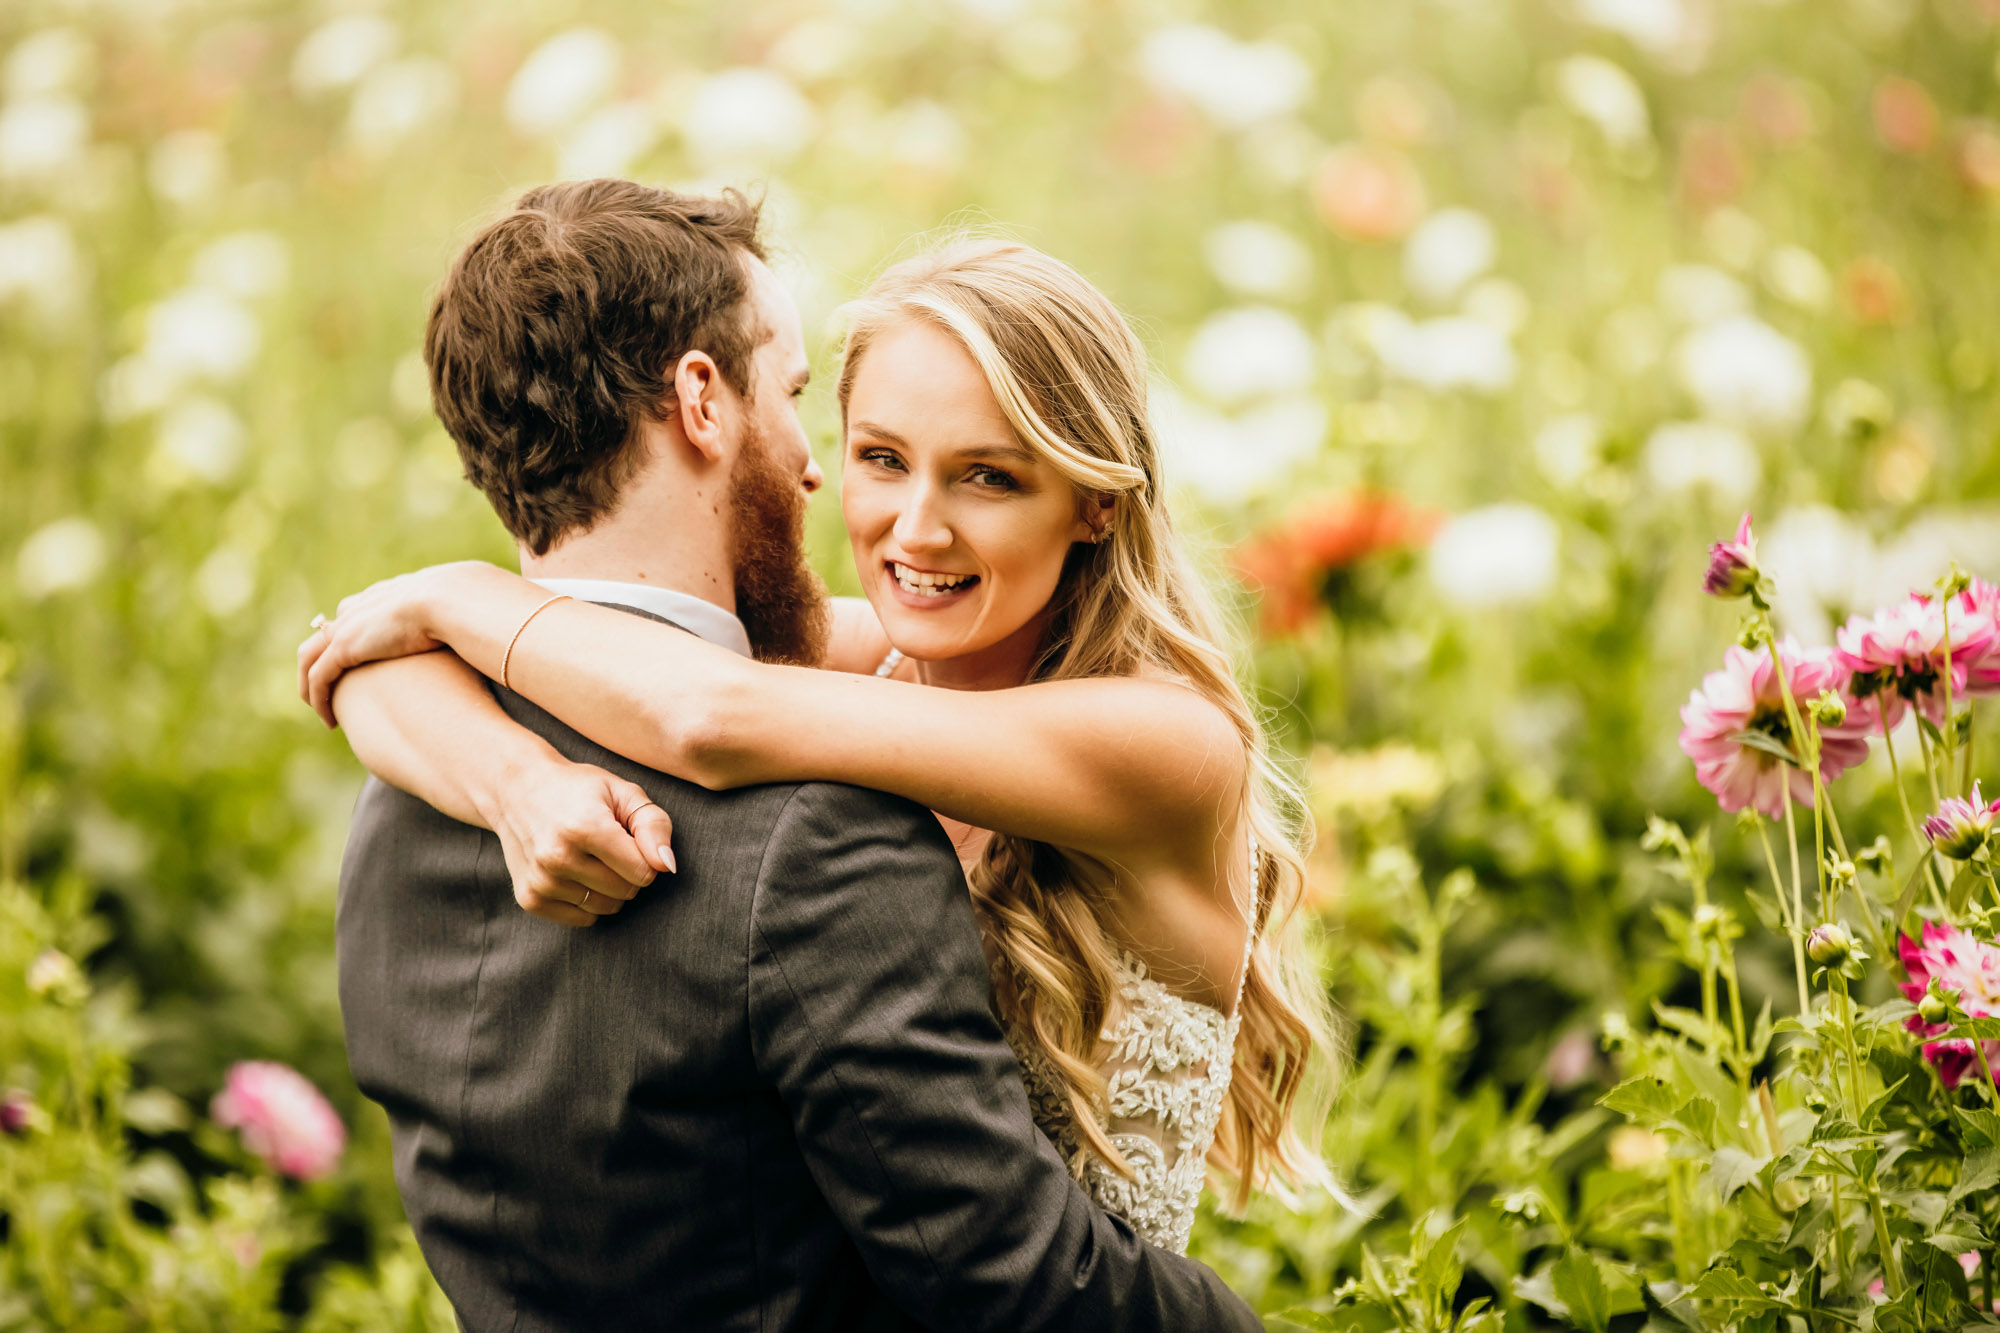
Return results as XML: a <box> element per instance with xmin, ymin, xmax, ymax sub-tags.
<box><xmin>518</xmin><ymin>511</ymin><xmax>735</xmax><ymax>614</ymax></box>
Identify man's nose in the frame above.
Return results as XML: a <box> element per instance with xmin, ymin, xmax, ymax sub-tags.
<box><xmin>801</xmin><ymin>454</ymin><xmax>824</xmax><ymax>493</ymax></box>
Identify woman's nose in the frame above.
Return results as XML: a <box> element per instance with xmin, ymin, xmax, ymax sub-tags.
<box><xmin>893</xmin><ymin>488</ymin><xmax>952</xmax><ymax>551</ymax></box>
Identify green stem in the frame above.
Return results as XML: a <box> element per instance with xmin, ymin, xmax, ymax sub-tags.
<box><xmin>1759</xmin><ymin>818</ymin><xmax>1812</xmax><ymax>1014</ymax></box>
<box><xmin>1835</xmin><ymin>973</ymin><xmax>1905</xmax><ymax>1297</ymax></box>
<box><xmin>1965</xmin><ymin>701</ymin><xmax>1978</xmax><ymax>796</ymax></box>
<box><xmin>1884</xmin><ymin>714</ymin><xmax>1953</xmax><ymax>914</ymax></box>
<box><xmin>1831</xmin><ymin>1174</ymin><xmax>1852</xmax><ymax>1291</ymax></box>
<box><xmin>1785</xmin><ymin>797</ymin><xmax>1813</xmax><ymax>1003</ymax></box>
<box><xmin>1918</xmin><ymin>720</ymin><xmax>1947</xmax><ymax>809</ymax></box>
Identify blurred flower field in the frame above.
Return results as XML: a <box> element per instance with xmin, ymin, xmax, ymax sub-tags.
<box><xmin>9</xmin><ymin>0</ymin><xmax>2000</xmax><ymax>1325</ymax></box>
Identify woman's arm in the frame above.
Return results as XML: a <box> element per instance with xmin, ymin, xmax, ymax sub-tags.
<box><xmin>306</xmin><ymin>563</ymin><xmax>1245</xmax><ymax>872</ymax></box>
<box><xmin>319</xmin><ymin>648</ymin><xmax>675</xmax><ymax>926</ymax></box>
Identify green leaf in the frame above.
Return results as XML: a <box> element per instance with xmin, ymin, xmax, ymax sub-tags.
<box><xmin>1673</xmin><ymin>1096</ymin><xmax>1721</xmax><ymax>1148</ymax></box>
<box><xmin>1274</xmin><ymin>1313</ymin><xmax>1347</xmax><ymax>1332</ymax></box>
<box><xmin>1553</xmin><ymin>1249</ymin><xmax>1612</xmax><ymax>1333</ymax></box>
<box><xmin>1957</xmin><ymin>1107</ymin><xmax>2000</xmax><ymax>1150</ymax></box>
<box><xmin>1412</xmin><ymin>1215</ymin><xmax>1466</xmax><ymax>1300</ymax></box>
<box><xmin>1954</xmin><ymin>1148</ymin><xmax>2000</xmax><ymax>1204</ymax></box>
<box><xmin>1683</xmin><ymin>1266</ymin><xmax>1782</xmax><ymax>1309</ymax></box>
<box><xmin>1726</xmin><ymin>729</ymin><xmax>1800</xmax><ymax>766</ymax></box>
<box><xmin>1709</xmin><ymin>1146</ymin><xmax>1763</xmax><ymax>1203</ymax></box>
<box><xmin>1601</xmin><ymin>1077</ymin><xmax>1681</xmax><ymax>1125</ymax></box>
<box><xmin>1891</xmin><ymin>849</ymin><xmax>1935</xmax><ymax>934</ymax></box>
<box><xmin>1951</xmin><ymin>863</ymin><xmax>1982</xmax><ymax>916</ymax></box>
<box><xmin>1927</xmin><ymin>1226</ymin><xmax>1986</xmax><ymax>1255</ymax></box>
<box><xmin>1862</xmin><ymin>1075</ymin><xmax>1909</xmax><ymax>1129</ymax></box>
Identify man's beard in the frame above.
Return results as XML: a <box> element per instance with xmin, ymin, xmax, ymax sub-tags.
<box><xmin>729</xmin><ymin>423</ymin><xmax>830</xmax><ymax>665</ymax></box>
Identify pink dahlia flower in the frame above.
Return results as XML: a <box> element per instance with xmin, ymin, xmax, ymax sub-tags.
<box><xmin>1702</xmin><ymin>513</ymin><xmax>1760</xmax><ymax>599</ymax></box>
<box><xmin>1958</xmin><ymin>578</ymin><xmax>2000</xmax><ymax>695</ymax></box>
<box><xmin>1835</xmin><ymin>591</ymin><xmax>1997</xmax><ymax>729</ymax></box>
<box><xmin>211</xmin><ymin>1061</ymin><xmax>345</xmax><ymax>1181</ymax></box>
<box><xmin>1922</xmin><ymin>782</ymin><xmax>2000</xmax><ymax>860</ymax></box>
<box><xmin>1679</xmin><ymin>639</ymin><xmax>1871</xmax><ymax>819</ymax></box>
<box><xmin>1898</xmin><ymin>923</ymin><xmax>2000</xmax><ymax>1088</ymax></box>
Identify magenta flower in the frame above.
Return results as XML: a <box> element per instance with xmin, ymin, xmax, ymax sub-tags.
<box><xmin>1703</xmin><ymin>513</ymin><xmax>1761</xmax><ymax>599</ymax></box>
<box><xmin>0</xmin><ymin>1089</ymin><xmax>31</xmax><ymax>1136</ymax></box>
<box><xmin>1922</xmin><ymin>782</ymin><xmax>2000</xmax><ymax>860</ymax></box>
<box><xmin>1898</xmin><ymin>923</ymin><xmax>2000</xmax><ymax>1088</ymax></box>
<box><xmin>1957</xmin><ymin>578</ymin><xmax>2000</xmax><ymax>695</ymax></box>
<box><xmin>211</xmin><ymin>1061</ymin><xmax>346</xmax><ymax>1181</ymax></box>
<box><xmin>1679</xmin><ymin>639</ymin><xmax>1871</xmax><ymax>819</ymax></box>
<box><xmin>1835</xmin><ymin>591</ymin><xmax>1997</xmax><ymax>728</ymax></box>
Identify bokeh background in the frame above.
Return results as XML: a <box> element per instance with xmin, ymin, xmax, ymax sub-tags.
<box><xmin>6</xmin><ymin>0</ymin><xmax>2000</xmax><ymax>1325</ymax></box>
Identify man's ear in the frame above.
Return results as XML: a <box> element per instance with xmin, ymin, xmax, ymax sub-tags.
<box><xmin>670</xmin><ymin>350</ymin><xmax>728</xmax><ymax>464</ymax></box>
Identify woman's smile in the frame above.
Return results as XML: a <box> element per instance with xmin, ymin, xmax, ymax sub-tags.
<box><xmin>886</xmin><ymin>560</ymin><xmax>982</xmax><ymax>605</ymax></box>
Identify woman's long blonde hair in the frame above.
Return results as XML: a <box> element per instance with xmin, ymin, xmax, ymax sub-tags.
<box><xmin>834</xmin><ymin>237</ymin><xmax>1337</xmax><ymax>1207</ymax></box>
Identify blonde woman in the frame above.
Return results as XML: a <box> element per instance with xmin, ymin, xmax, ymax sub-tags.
<box><xmin>304</xmin><ymin>238</ymin><xmax>1334</xmax><ymax>1252</ymax></box>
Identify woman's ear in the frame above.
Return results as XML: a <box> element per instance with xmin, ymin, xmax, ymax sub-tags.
<box><xmin>1073</xmin><ymin>492</ymin><xmax>1117</xmax><ymax>543</ymax></box>
<box><xmin>670</xmin><ymin>350</ymin><xmax>727</xmax><ymax>463</ymax></box>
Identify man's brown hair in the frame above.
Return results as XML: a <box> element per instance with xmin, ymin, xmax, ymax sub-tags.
<box><xmin>425</xmin><ymin>179</ymin><xmax>767</xmax><ymax>555</ymax></box>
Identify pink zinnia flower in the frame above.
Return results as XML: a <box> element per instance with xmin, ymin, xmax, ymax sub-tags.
<box><xmin>1835</xmin><ymin>591</ymin><xmax>1998</xmax><ymax>728</ymax></box>
<box><xmin>1679</xmin><ymin>640</ymin><xmax>1871</xmax><ymax>819</ymax></box>
<box><xmin>1898</xmin><ymin>923</ymin><xmax>2000</xmax><ymax>1088</ymax></box>
<box><xmin>1922</xmin><ymin>782</ymin><xmax>2000</xmax><ymax>860</ymax></box>
<box><xmin>210</xmin><ymin>1061</ymin><xmax>345</xmax><ymax>1181</ymax></box>
<box><xmin>1703</xmin><ymin>513</ymin><xmax>1760</xmax><ymax>599</ymax></box>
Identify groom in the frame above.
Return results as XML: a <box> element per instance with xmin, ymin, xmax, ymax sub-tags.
<box><xmin>331</xmin><ymin>179</ymin><xmax>1261</xmax><ymax>1331</ymax></box>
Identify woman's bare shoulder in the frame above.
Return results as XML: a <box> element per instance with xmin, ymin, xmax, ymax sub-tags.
<box><xmin>820</xmin><ymin>596</ymin><xmax>894</xmax><ymax>676</ymax></box>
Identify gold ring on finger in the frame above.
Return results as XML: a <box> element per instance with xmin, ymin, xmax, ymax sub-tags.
<box><xmin>582</xmin><ymin>888</ymin><xmax>596</xmax><ymax>910</ymax></box>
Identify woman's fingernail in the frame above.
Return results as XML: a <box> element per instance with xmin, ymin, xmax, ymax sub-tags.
<box><xmin>658</xmin><ymin>844</ymin><xmax>677</xmax><ymax>873</ymax></box>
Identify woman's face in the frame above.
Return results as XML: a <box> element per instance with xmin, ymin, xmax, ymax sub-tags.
<box><xmin>842</xmin><ymin>318</ymin><xmax>1097</xmax><ymax>665</ymax></box>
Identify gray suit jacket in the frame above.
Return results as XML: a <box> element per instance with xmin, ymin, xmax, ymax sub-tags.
<box><xmin>335</xmin><ymin>606</ymin><xmax>1262</xmax><ymax>1332</ymax></box>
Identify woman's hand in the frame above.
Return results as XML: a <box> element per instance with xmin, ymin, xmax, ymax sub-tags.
<box><xmin>298</xmin><ymin>562</ymin><xmax>499</xmax><ymax>727</ymax></box>
<box><xmin>480</xmin><ymin>754</ymin><xmax>679</xmax><ymax>929</ymax></box>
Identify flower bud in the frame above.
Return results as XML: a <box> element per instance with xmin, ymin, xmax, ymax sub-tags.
<box><xmin>1811</xmin><ymin>691</ymin><xmax>1848</xmax><ymax>728</ymax></box>
<box><xmin>1922</xmin><ymin>782</ymin><xmax>2000</xmax><ymax>860</ymax></box>
<box><xmin>1825</xmin><ymin>854</ymin><xmax>1857</xmax><ymax>891</ymax></box>
<box><xmin>0</xmin><ymin>1089</ymin><xmax>30</xmax><ymax>1137</ymax></box>
<box><xmin>1703</xmin><ymin>514</ymin><xmax>1761</xmax><ymax>600</ymax></box>
<box><xmin>1807</xmin><ymin>922</ymin><xmax>1854</xmax><ymax>966</ymax></box>
<box><xmin>1918</xmin><ymin>985</ymin><xmax>1956</xmax><ymax>1026</ymax></box>
<box><xmin>1856</xmin><ymin>836</ymin><xmax>1893</xmax><ymax>877</ymax></box>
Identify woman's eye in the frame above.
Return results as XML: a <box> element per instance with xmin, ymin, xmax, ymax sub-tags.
<box><xmin>968</xmin><ymin>466</ymin><xmax>1019</xmax><ymax>490</ymax></box>
<box><xmin>858</xmin><ymin>448</ymin><xmax>906</xmax><ymax>472</ymax></box>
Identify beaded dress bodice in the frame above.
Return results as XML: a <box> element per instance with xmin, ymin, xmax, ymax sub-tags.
<box><xmin>875</xmin><ymin>648</ymin><xmax>1255</xmax><ymax>1252</ymax></box>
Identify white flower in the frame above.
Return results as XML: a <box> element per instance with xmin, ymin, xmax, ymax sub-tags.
<box><xmin>1462</xmin><ymin>277</ymin><xmax>1531</xmax><ymax>335</ymax></box>
<box><xmin>1403</xmin><ymin>207</ymin><xmax>1496</xmax><ymax>304</ymax></box>
<box><xmin>16</xmin><ymin>516</ymin><xmax>105</xmax><ymax>599</ymax></box>
<box><xmin>99</xmin><ymin>356</ymin><xmax>175</xmax><ymax>421</ymax></box>
<box><xmin>767</xmin><ymin>20</ymin><xmax>861</xmax><ymax>82</ymax></box>
<box><xmin>195</xmin><ymin>544</ymin><xmax>257</xmax><ymax>616</ymax></box>
<box><xmin>147</xmin><ymin>129</ymin><xmax>225</xmax><ymax>207</ymax></box>
<box><xmin>1183</xmin><ymin>306</ymin><xmax>1317</xmax><ymax>404</ymax></box>
<box><xmin>1643</xmin><ymin>420</ymin><xmax>1761</xmax><ymax>499</ymax></box>
<box><xmin>0</xmin><ymin>96</ymin><xmax>87</xmax><ymax>179</ymax></box>
<box><xmin>1677</xmin><ymin>313</ymin><xmax>1812</xmax><ymax>429</ymax></box>
<box><xmin>506</xmin><ymin>28</ymin><xmax>619</xmax><ymax>136</ymax></box>
<box><xmin>1656</xmin><ymin>263</ymin><xmax>1746</xmax><ymax>325</ymax></box>
<box><xmin>1762</xmin><ymin>244</ymin><xmax>1831</xmax><ymax>311</ymax></box>
<box><xmin>1203</xmin><ymin>221</ymin><xmax>1310</xmax><ymax>298</ymax></box>
<box><xmin>1555</xmin><ymin>54</ymin><xmax>1650</xmax><ymax>147</ymax></box>
<box><xmin>1534</xmin><ymin>413</ymin><xmax>1602</xmax><ymax>489</ymax></box>
<box><xmin>1375</xmin><ymin>313</ymin><xmax>1517</xmax><ymax>393</ymax></box>
<box><xmin>291</xmin><ymin>16</ymin><xmax>398</xmax><ymax>95</ymax></box>
<box><xmin>348</xmin><ymin>58</ymin><xmax>457</xmax><ymax>155</ymax></box>
<box><xmin>0</xmin><ymin>215</ymin><xmax>83</xmax><ymax>322</ymax></box>
<box><xmin>1427</xmin><ymin>503</ymin><xmax>1561</xmax><ymax>607</ymax></box>
<box><xmin>558</xmin><ymin>101</ymin><xmax>659</xmax><ymax>179</ymax></box>
<box><xmin>7</xmin><ymin>29</ymin><xmax>92</xmax><ymax>99</ymax></box>
<box><xmin>1138</xmin><ymin>24</ymin><xmax>1311</xmax><ymax>130</ymax></box>
<box><xmin>145</xmin><ymin>288</ymin><xmax>259</xmax><ymax>382</ymax></box>
<box><xmin>155</xmin><ymin>396</ymin><xmax>247</xmax><ymax>485</ymax></box>
<box><xmin>885</xmin><ymin>100</ymin><xmax>966</xmax><ymax>175</ymax></box>
<box><xmin>682</xmin><ymin>67</ymin><xmax>816</xmax><ymax>168</ymax></box>
<box><xmin>1575</xmin><ymin>0</ymin><xmax>1689</xmax><ymax>51</ymax></box>
<box><xmin>1152</xmin><ymin>384</ymin><xmax>1324</xmax><ymax>504</ymax></box>
<box><xmin>1761</xmin><ymin>505</ymin><xmax>1874</xmax><ymax>645</ymax></box>
<box><xmin>192</xmin><ymin>231</ymin><xmax>289</xmax><ymax>300</ymax></box>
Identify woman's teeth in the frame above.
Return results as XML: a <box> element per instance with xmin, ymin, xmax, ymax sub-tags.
<box><xmin>891</xmin><ymin>562</ymin><xmax>976</xmax><ymax>596</ymax></box>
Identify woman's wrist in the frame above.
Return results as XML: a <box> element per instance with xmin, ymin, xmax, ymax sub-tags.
<box><xmin>468</xmin><ymin>730</ymin><xmax>569</xmax><ymax>831</ymax></box>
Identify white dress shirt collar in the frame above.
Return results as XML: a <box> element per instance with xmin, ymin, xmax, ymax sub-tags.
<box><xmin>527</xmin><ymin>578</ymin><xmax>751</xmax><ymax>658</ymax></box>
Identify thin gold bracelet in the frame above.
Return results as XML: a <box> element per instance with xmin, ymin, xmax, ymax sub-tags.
<box><xmin>500</xmin><ymin>594</ymin><xmax>571</xmax><ymax>692</ymax></box>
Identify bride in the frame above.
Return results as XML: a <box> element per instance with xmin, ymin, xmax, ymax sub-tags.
<box><xmin>299</xmin><ymin>237</ymin><xmax>1334</xmax><ymax>1252</ymax></box>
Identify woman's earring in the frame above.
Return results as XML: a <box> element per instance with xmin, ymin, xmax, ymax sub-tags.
<box><xmin>1091</xmin><ymin>525</ymin><xmax>1114</xmax><ymax>545</ymax></box>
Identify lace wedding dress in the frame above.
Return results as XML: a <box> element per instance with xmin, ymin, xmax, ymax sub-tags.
<box><xmin>876</xmin><ymin>649</ymin><xmax>1256</xmax><ymax>1253</ymax></box>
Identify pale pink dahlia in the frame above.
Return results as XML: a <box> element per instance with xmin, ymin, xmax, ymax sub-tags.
<box><xmin>1679</xmin><ymin>640</ymin><xmax>1871</xmax><ymax>819</ymax></box>
<box><xmin>211</xmin><ymin>1061</ymin><xmax>346</xmax><ymax>1181</ymax></box>
<box><xmin>1957</xmin><ymin>578</ymin><xmax>2000</xmax><ymax>695</ymax></box>
<box><xmin>1835</xmin><ymin>591</ymin><xmax>1997</xmax><ymax>728</ymax></box>
<box><xmin>1703</xmin><ymin>513</ymin><xmax>1760</xmax><ymax>599</ymax></box>
<box><xmin>1898</xmin><ymin>923</ymin><xmax>2000</xmax><ymax>1088</ymax></box>
<box><xmin>1923</xmin><ymin>782</ymin><xmax>2000</xmax><ymax>860</ymax></box>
